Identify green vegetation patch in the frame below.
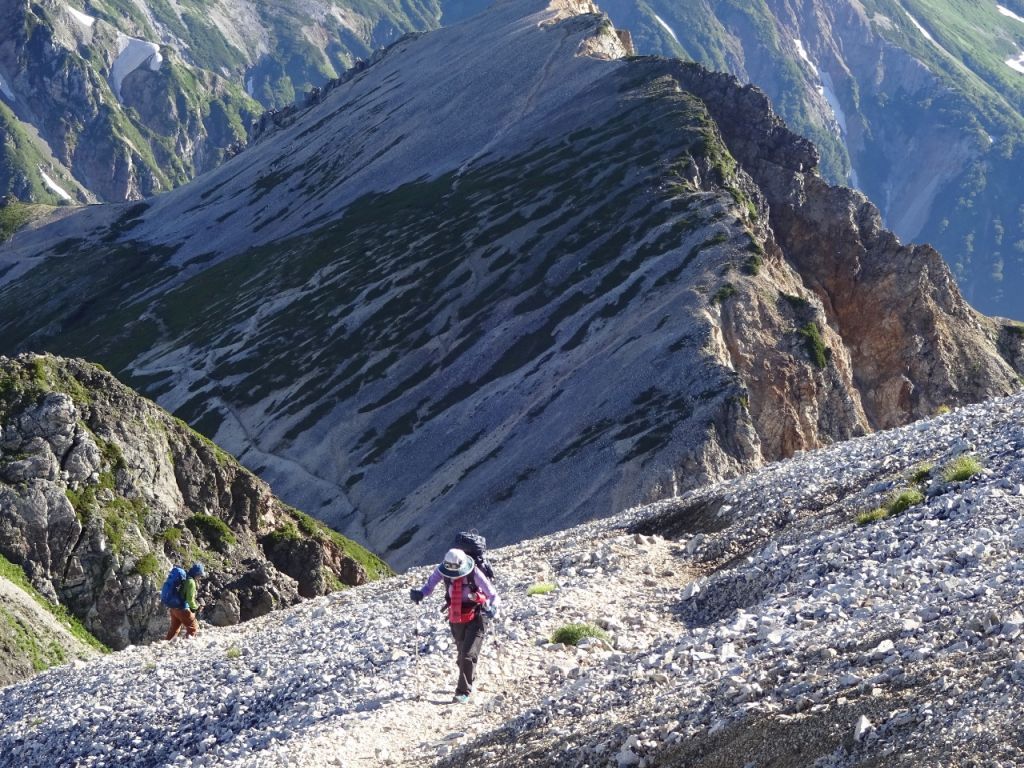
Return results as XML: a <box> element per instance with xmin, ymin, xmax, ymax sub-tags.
<box><xmin>856</xmin><ymin>486</ymin><xmax>925</xmax><ymax>525</ymax></box>
<box><xmin>527</xmin><ymin>582</ymin><xmax>558</xmax><ymax>596</ymax></box>
<box><xmin>551</xmin><ymin>622</ymin><xmax>610</xmax><ymax>646</ymax></box>
<box><xmin>0</xmin><ymin>202</ymin><xmax>37</xmax><ymax>242</ymax></box>
<box><xmin>133</xmin><ymin>552</ymin><xmax>161</xmax><ymax>579</ymax></box>
<box><xmin>185</xmin><ymin>513</ymin><xmax>237</xmax><ymax>553</ymax></box>
<box><xmin>943</xmin><ymin>455</ymin><xmax>983</xmax><ymax>482</ymax></box>
<box><xmin>856</xmin><ymin>507</ymin><xmax>889</xmax><ymax>526</ymax></box>
<box><xmin>284</xmin><ymin>507</ymin><xmax>392</xmax><ymax>581</ymax></box>
<box><xmin>711</xmin><ymin>283</ymin><xmax>736</xmax><ymax>304</ymax></box>
<box><xmin>0</xmin><ymin>606</ymin><xmax>68</xmax><ymax>671</ymax></box>
<box><xmin>887</xmin><ymin>487</ymin><xmax>925</xmax><ymax>516</ymax></box>
<box><xmin>909</xmin><ymin>462</ymin><xmax>934</xmax><ymax>484</ymax></box>
<box><xmin>797</xmin><ymin>321</ymin><xmax>830</xmax><ymax>369</ymax></box>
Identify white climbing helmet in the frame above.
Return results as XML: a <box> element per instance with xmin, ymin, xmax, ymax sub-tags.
<box><xmin>438</xmin><ymin>548</ymin><xmax>474</xmax><ymax>578</ymax></box>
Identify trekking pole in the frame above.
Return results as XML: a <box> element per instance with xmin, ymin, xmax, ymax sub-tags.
<box><xmin>412</xmin><ymin>618</ymin><xmax>420</xmax><ymax>700</ymax></box>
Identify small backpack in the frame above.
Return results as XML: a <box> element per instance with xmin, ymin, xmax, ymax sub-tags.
<box><xmin>160</xmin><ymin>566</ymin><xmax>187</xmax><ymax>609</ymax></box>
<box><xmin>453</xmin><ymin>530</ymin><xmax>494</xmax><ymax>580</ymax></box>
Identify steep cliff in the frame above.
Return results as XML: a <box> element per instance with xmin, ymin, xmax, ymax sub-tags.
<box><xmin>0</xmin><ymin>0</ymin><xmax>1019</xmax><ymax>569</ymax></box>
<box><xmin>0</xmin><ymin>354</ymin><xmax>390</xmax><ymax>652</ymax></box>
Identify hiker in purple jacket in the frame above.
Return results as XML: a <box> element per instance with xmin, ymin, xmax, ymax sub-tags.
<box><xmin>410</xmin><ymin>548</ymin><xmax>500</xmax><ymax>703</ymax></box>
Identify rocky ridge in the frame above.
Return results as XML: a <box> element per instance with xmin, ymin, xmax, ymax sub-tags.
<box><xmin>0</xmin><ymin>0</ymin><xmax>1021</xmax><ymax>569</ymax></box>
<box><xmin>0</xmin><ymin>354</ymin><xmax>390</xmax><ymax>660</ymax></box>
<box><xmin>3</xmin><ymin>391</ymin><xmax>1024</xmax><ymax>765</ymax></box>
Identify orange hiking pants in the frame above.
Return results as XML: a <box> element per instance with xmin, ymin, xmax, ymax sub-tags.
<box><xmin>166</xmin><ymin>608</ymin><xmax>199</xmax><ymax>640</ymax></box>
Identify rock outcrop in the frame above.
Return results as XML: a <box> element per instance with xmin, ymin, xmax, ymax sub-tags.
<box><xmin>0</xmin><ymin>354</ymin><xmax>391</xmax><ymax>651</ymax></box>
<box><xmin>649</xmin><ymin>61</ymin><xmax>1022</xmax><ymax>430</ymax></box>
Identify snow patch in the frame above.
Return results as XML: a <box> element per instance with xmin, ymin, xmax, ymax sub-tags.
<box><xmin>903</xmin><ymin>10</ymin><xmax>937</xmax><ymax>43</ymax></box>
<box><xmin>0</xmin><ymin>72</ymin><xmax>14</xmax><ymax>102</ymax></box>
<box><xmin>110</xmin><ymin>34</ymin><xmax>162</xmax><ymax>100</ymax></box>
<box><xmin>793</xmin><ymin>38</ymin><xmax>819</xmax><ymax>76</ymax></box>
<box><xmin>819</xmin><ymin>71</ymin><xmax>847</xmax><ymax>135</ymax></box>
<box><xmin>65</xmin><ymin>4</ymin><xmax>95</xmax><ymax>28</ymax></box>
<box><xmin>653</xmin><ymin>14</ymin><xmax>680</xmax><ymax>45</ymax></box>
<box><xmin>903</xmin><ymin>8</ymin><xmax>952</xmax><ymax>56</ymax></box>
<box><xmin>39</xmin><ymin>170</ymin><xmax>72</xmax><ymax>201</ymax></box>
<box><xmin>246</xmin><ymin>76</ymin><xmax>253</xmax><ymax>96</ymax></box>
<box><xmin>1007</xmin><ymin>52</ymin><xmax>1024</xmax><ymax>73</ymax></box>
<box><xmin>997</xmin><ymin>4</ymin><xmax>1024</xmax><ymax>24</ymax></box>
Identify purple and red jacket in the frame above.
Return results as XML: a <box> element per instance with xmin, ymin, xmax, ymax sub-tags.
<box><xmin>418</xmin><ymin>567</ymin><xmax>499</xmax><ymax>623</ymax></box>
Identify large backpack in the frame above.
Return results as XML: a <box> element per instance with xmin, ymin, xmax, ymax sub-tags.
<box><xmin>160</xmin><ymin>566</ymin><xmax>188</xmax><ymax>609</ymax></box>
<box><xmin>453</xmin><ymin>530</ymin><xmax>494</xmax><ymax>580</ymax></box>
<box><xmin>441</xmin><ymin>531</ymin><xmax>495</xmax><ymax>614</ymax></box>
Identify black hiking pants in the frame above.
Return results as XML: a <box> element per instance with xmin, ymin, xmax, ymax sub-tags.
<box><xmin>450</xmin><ymin>614</ymin><xmax>487</xmax><ymax>695</ymax></box>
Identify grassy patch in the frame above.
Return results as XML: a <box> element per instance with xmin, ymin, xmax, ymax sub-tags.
<box><xmin>887</xmin><ymin>487</ymin><xmax>924</xmax><ymax>516</ymax></box>
<box><xmin>856</xmin><ymin>507</ymin><xmax>888</xmax><ymax>526</ymax></box>
<box><xmin>550</xmin><ymin>622</ymin><xmax>610</xmax><ymax>646</ymax></box>
<box><xmin>856</xmin><ymin>486</ymin><xmax>925</xmax><ymax>525</ymax></box>
<box><xmin>0</xmin><ymin>607</ymin><xmax>68</xmax><ymax>671</ymax></box>
<box><xmin>711</xmin><ymin>283</ymin><xmax>736</xmax><ymax>304</ymax></box>
<box><xmin>909</xmin><ymin>462</ymin><xmax>934</xmax><ymax>484</ymax></box>
<box><xmin>134</xmin><ymin>552</ymin><xmax>161</xmax><ymax>578</ymax></box>
<box><xmin>527</xmin><ymin>582</ymin><xmax>558</xmax><ymax>596</ymax></box>
<box><xmin>943</xmin><ymin>455</ymin><xmax>983</xmax><ymax>482</ymax></box>
<box><xmin>284</xmin><ymin>507</ymin><xmax>393</xmax><ymax>581</ymax></box>
<box><xmin>0</xmin><ymin>201</ymin><xmax>36</xmax><ymax>242</ymax></box>
<box><xmin>226</xmin><ymin>644</ymin><xmax>242</xmax><ymax>660</ymax></box>
<box><xmin>797</xmin><ymin>321</ymin><xmax>830</xmax><ymax>369</ymax></box>
<box><xmin>160</xmin><ymin>527</ymin><xmax>184</xmax><ymax>547</ymax></box>
<box><xmin>185</xmin><ymin>513</ymin><xmax>237</xmax><ymax>553</ymax></box>
<box><xmin>266</xmin><ymin>521</ymin><xmax>302</xmax><ymax>545</ymax></box>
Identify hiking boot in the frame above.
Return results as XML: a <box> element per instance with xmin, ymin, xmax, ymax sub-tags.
<box><xmin>453</xmin><ymin>694</ymin><xmax>470</xmax><ymax>703</ymax></box>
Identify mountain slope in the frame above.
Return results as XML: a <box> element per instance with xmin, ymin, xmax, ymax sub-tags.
<box><xmin>1</xmin><ymin>392</ymin><xmax>1023</xmax><ymax>765</ymax></box>
<box><xmin>0</xmin><ymin>0</ymin><xmax>447</xmax><ymax>203</ymax></box>
<box><xmin>0</xmin><ymin>354</ymin><xmax>390</xmax><ymax>654</ymax></box>
<box><xmin>0</xmin><ymin>0</ymin><xmax>1020</xmax><ymax>569</ymax></box>
<box><xmin>0</xmin><ymin>557</ymin><xmax>104</xmax><ymax>687</ymax></box>
<box><xmin>594</xmin><ymin>0</ymin><xmax>1024</xmax><ymax>317</ymax></box>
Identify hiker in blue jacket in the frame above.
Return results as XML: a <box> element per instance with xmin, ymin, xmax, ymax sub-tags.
<box><xmin>410</xmin><ymin>548</ymin><xmax>499</xmax><ymax>703</ymax></box>
<box><xmin>165</xmin><ymin>563</ymin><xmax>204</xmax><ymax>640</ymax></box>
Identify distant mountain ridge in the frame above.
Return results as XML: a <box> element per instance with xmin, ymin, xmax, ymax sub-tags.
<box><xmin>0</xmin><ymin>0</ymin><xmax>448</xmax><ymax>204</ymax></box>
<box><xmin>593</xmin><ymin>0</ymin><xmax>1024</xmax><ymax>317</ymax></box>
<box><xmin>0</xmin><ymin>0</ymin><xmax>1021</xmax><ymax>569</ymax></box>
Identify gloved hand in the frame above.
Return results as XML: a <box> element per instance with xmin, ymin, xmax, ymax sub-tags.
<box><xmin>409</xmin><ymin>588</ymin><xmax>424</xmax><ymax>604</ymax></box>
<box><xmin>481</xmin><ymin>603</ymin><xmax>497</xmax><ymax>620</ymax></box>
